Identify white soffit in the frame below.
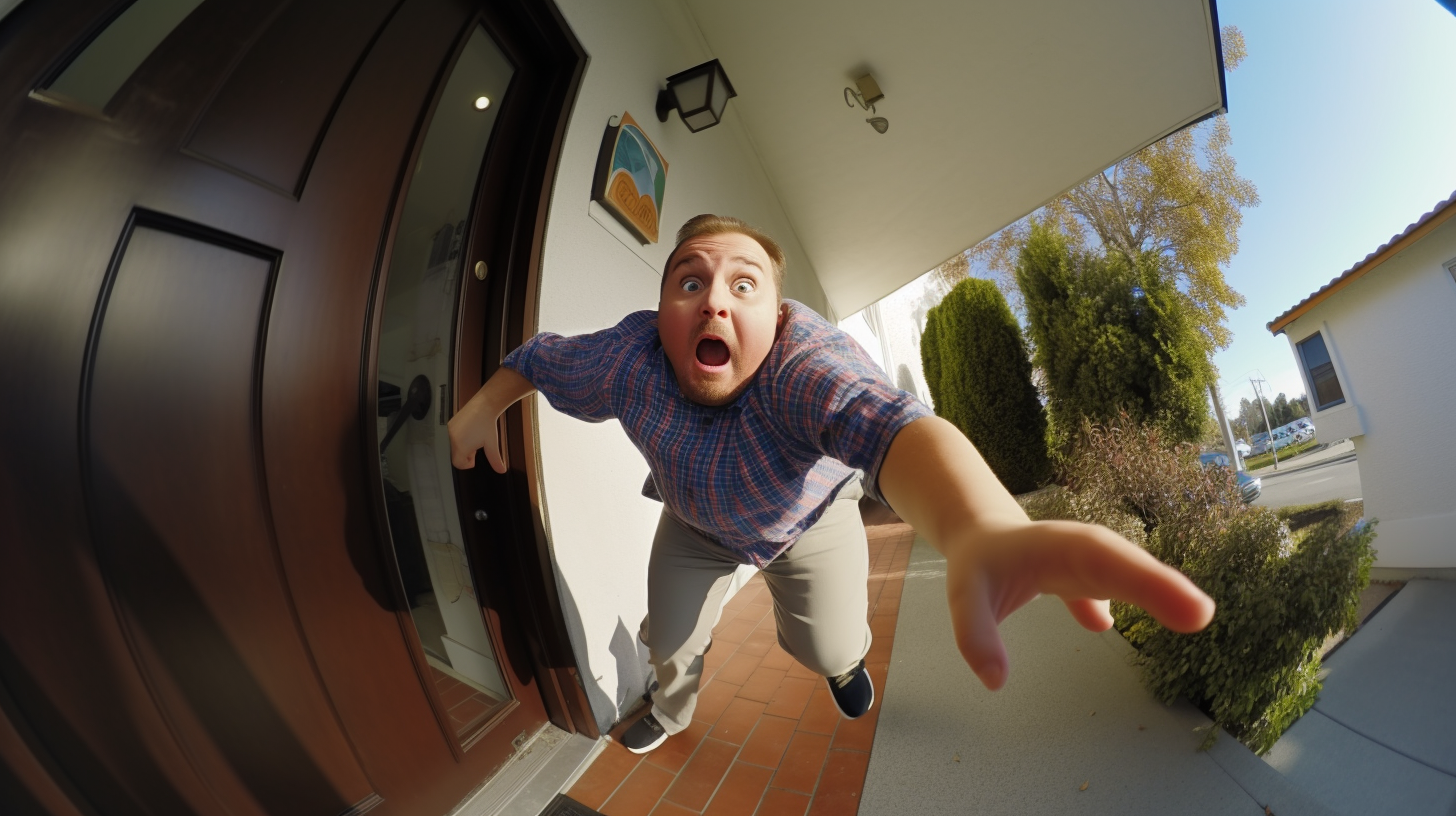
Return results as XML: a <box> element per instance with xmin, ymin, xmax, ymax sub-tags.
<box><xmin>677</xmin><ymin>0</ymin><xmax>1225</xmax><ymax>317</ymax></box>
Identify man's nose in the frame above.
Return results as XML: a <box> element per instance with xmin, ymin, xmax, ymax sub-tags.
<box><xmin>700</xmin><ymin>281</ymin><xmax>730</xmax><ymax>318</ymax></box>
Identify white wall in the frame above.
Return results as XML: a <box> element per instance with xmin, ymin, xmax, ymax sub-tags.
<box><xmin>532</xmin><ymin>0</ymin><xmax>830</xmax><ymax>732</ymax></box>
<box><xmin>1282</xmin><ymin>217</ymin><xmax>1456</xmax><ymax>568</ymax></box>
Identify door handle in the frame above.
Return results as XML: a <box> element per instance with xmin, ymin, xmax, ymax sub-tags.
<box><xmin>379</xmin><ymin>374</ymin><xmax>432</xmax><ymax>453</ymax></box>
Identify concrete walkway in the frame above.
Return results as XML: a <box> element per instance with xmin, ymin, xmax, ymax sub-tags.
<box><xmin>860</xmin><ymin>536</ymin><xmax>1456</xmax><ymax>815</ymax></box>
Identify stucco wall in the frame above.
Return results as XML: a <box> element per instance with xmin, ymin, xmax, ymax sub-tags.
<box><xmin>1281</xmin><ymin>217</ymin><xmax>1456</xmax><ymax>568</ymax></box>
<box><xmin>530</xmin><ymin>0</ymin><xmax>829</xmax><ymax>732</ymax></box>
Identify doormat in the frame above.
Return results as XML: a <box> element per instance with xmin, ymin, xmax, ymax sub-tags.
<box><xmin>539</xmin><ymin>794</ymin><xmax>604</xmax><ymax>816</ymax></box>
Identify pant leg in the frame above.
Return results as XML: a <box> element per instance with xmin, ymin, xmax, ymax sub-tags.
<box><xmin>760</xmin><ymin>479</ymin><xmax>871</xmax><ymax>678</ymax></box>
<box><xmin>640</xmin><ymin>511</ymin><xmax>742</xmax><ymax>734</ymax></box>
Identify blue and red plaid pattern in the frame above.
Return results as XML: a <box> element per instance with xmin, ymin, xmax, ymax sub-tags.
<box><xmin>503</xmin><ymin>300</ymin><xmax>933</xmax><ymax>567</ymax></box>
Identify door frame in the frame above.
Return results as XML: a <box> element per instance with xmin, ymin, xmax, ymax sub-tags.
<box><xmin>357</xmin><ymin>0</ymin><xmax>597</xmax><ymax>743</ymax></box>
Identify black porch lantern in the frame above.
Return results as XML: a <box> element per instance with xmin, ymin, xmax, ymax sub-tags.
<box><xmin>656</xmin><ymin>59</ymin><xmax>737</xmax><ymax>132</ymax></box>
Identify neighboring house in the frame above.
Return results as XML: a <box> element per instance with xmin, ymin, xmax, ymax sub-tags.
<box><xmin>0</xmin><ymin>1</ymin><xmax>1228</xmax><ymax>812</ymax></box>
<box><xmin>1268</xmin><ymin>189</ymin><xmax>1456</xmax><ymax>569</ymax></box>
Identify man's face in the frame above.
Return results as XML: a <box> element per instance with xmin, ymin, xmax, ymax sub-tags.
<box><xmin>658</xmin><ymin>232</ymin><xmax>784</xmax><ymax>406</ymax></box>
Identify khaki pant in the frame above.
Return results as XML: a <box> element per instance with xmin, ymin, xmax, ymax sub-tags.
<box><xmin>640</xmin><ymin>480</ymin><xmax>871</xmax><ymax>735</ymax></box>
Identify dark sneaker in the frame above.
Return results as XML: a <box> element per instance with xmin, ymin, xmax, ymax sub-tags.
<box><xmin>826</xmin><ymin>659</ymin><xmax>874</xmax><ymax>719</ymax></box>
<box><xmin>621</xmin><ymin>712</ymin><xmax>668</xmax><ymax>754</ymax></box>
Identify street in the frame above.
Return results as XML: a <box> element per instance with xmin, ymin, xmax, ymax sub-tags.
<box><xmin>1252</xmin><ymin>455</ymin><xmax>1362</xmax><ymax>509</ymax></box>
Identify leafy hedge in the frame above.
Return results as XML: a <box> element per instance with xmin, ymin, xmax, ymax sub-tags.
<box><xmin>1022</xmin><ymin>415</ymin><xmax>1376</xmax><ymax>753</ymax></box>
<box><xmin>1016</xmin><ymin>224</ymin><xmax>1213</xmax><ymax>448</ymax></box>
<box><xmin>920</xmin><ymin>278</ymin><xmax>1050</xmax><ymax>494</ymax></box>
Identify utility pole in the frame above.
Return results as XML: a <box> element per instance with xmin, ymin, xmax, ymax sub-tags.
<box><xmin>1250</xmin><ymin>376</ymin><xmax>1278</xmax><ymax>471</ymax></box>
<box><xmin>1209</xmin><ymin>381</ymin><xmax>1242</xmax><ymax>471</ymax></box>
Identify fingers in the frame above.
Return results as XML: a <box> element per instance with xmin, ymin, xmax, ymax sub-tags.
<box><xmin>1060</xmin><ymin>596</ymin><xmax>1114</xmax><ymax>632</ymax></box>
<box><xmin>1039</xmin><ymin>522</ymin><xmax>1214</xmax><ymax>634</ymax></box>
<box><xmin>947</xmin><ymin>574</ymin><xmax>1010</xmax><ymax>690</ymax></box>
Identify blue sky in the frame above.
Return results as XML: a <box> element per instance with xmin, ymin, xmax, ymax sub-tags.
<box><xmin>1210</xmin><ymin>0</ymin><xmax>1456</xmax><ymax>414</ymax></box>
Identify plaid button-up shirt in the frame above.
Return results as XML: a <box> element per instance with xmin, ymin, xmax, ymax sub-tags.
<box><xmin>503</xmin><ymin>300</ymin><xmax>933</xmax><ymax>567</ymax></box>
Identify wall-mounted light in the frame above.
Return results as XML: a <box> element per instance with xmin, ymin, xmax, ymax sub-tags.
<box><xmin>844</xmin><ymin>73</ymin><xmax>888</xmax><ymax>134</ymax></box>
<box><xmin>656</xmin><ymin>59</ymin><xmax>737</xmax><ymax>132</ymax></box>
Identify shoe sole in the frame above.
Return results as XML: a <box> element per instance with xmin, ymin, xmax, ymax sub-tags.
<box><xmin>624</xmin><ymin>729</ymin><xmax>668</xmax><ymax>754</ymax></box>
<box><xmin>826</xmin><ymin>672</ymin><xmax>875</xmax><ymax>719</ymax></box>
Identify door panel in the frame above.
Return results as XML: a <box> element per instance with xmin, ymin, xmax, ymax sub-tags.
<box><xmin>84</xmin><ymin>215</ymin><xmax>372</xmax><ymax>816</ymax></box>
<box><xmin>184</xmin><ymin>0</ymin><xmax>404</xmax><ymax>195</ymax></box>
<box><xmin>0</xmin><ymin>0</ymin><xmax>582</xmax><ymax>813</ymax></box>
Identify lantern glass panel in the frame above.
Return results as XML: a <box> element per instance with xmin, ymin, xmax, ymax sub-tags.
<box><xmin>684</xmin><ymin>109</ymin><xmax>717</xmax><ymax>131</ymax></box>
<box><xmin>710</xmin><ymin>71</ymin><xmax>730</xmax><ymax>119</ymax></box>
<box><xmin>672</xmin><ymin>72</ymin><xmax>710</xmax><ymax>114</ymax></box>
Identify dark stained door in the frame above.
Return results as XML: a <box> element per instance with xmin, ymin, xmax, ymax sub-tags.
<box><xmin>0</xmin><ymin>1</ymin><xmax>583</xmax><ymax>814</ymax></box>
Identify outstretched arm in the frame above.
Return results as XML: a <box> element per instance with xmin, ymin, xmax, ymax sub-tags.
<box><xmin>876</xmin><ymin>416</ymin><xmax>1215</xmax><ymax>690</ymax></box>
<box><xmin>448</xmin><ymin>367</ymin><xmax>535</xmax><ymax>472</ymax></box>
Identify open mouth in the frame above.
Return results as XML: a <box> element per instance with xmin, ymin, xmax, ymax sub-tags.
<box><xmin>695</xmin><ymin>337</ymin><xmax>730</xmax><ymax>368</ymax></box>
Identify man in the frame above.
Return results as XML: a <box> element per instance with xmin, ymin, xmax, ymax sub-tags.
<box><xmin>449</xmin><ymin>215</ymin><xmax>1213</xmax><ymax>753</ymax></box>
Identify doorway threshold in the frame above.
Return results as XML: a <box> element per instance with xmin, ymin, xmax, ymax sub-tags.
<box><xmin>448</xmin><ymin>724</ymin><xmax>604</xmax><ymax>816</ymax></box>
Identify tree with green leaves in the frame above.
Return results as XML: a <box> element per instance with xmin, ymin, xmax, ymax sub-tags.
<box><xmin>934</xmin><ymin>26</ymin><xmax>1256</xmax><ymax>356</ymax></box>
<box><xmin>920</xmin><ymin>278</ymin><xmax>1050</xmax><ymax>494</ymax></box>
<box><xmin>1017</xmin><ymin>225</ymin><xmax>1213</xmax><ymax>446</ymax></box>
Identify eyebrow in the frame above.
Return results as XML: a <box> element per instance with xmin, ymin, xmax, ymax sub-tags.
<box><xmin>669</xmin><ymin>251</ymin><xmax>765</xmax><ymax>274</ymax></box>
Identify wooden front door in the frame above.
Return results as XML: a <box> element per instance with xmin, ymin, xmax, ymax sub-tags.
<box><xmin>0</xmin><ymin>1</ymin><xmax>585</xmax><ymax>815</ymax></box>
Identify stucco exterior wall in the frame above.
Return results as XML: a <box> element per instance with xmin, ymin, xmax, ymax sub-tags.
<box><xmin>1281</xmin><ymin>217</ymin><xmax>1456</xmax><ymax>568</ymax></box>
<box><xmin>529</xmin><ymin>0</ymin><xmax>829</xmax><ymax>732</ymax></box>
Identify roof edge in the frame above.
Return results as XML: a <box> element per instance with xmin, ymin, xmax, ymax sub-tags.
<box><xmin>1268</xmin><ymin>190</ymin><xmax>1456</xmax><ymax>336</ymax></box>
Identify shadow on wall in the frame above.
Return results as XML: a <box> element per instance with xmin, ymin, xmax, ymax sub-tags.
<box><xmin>551</xmin><ymin>569</ymin><xmax>652</xmax><ymax>734</ymax></box>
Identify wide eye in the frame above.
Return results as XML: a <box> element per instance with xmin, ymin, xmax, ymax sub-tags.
<box><xmin>732</xmin><ymin>279</ymin><xmax>756</xmax><ymax>294</ymax></box>
<box><xmin>680</xmin><ymin>278</ymin><xmax>702</xmax><ymax>293</ymax></box>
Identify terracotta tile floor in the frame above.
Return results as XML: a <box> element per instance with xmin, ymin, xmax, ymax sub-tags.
<box><xmin>566</xmin><ymin>522</ymin><xmax>917</xmax><ymax>816</ymax></box>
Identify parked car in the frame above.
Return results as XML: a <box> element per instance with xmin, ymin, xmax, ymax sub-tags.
<box><xmin>1199</xmin><ymin>452</ymin><xmax>1261</xmax><ymax>504</ymax></box>
<box><xmin>1234</xmin><ymin>439</ymin><xmax>1252</xmax><ymax>457</ymax></box>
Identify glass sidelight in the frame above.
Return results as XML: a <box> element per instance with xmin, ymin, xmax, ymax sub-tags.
<box><xmin>373</xmin><ymin>24</ymin><xmax>514</xmax><ymax>742</ymax></box>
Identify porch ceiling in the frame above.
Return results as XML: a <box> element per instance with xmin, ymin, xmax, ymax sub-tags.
<box><xmin>678</xmin><ymin>0</ymin><xmax>1226</xmax><ymax>318</ymax></box>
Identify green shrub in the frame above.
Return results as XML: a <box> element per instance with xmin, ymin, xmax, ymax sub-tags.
<box><xmin>921</xmin><ymin>278</ymin><xmax>1050</xmax><ymax>494</ymax></box>
<box><xmin>1016</xmin><ymin>224</ymin><xmax>1213</xmax><ymax>448</ymax></box>
<box><xmin>1048</xmin><ymin>415</ymin><xmax>1376</xmax><ymax>754</ymax></box>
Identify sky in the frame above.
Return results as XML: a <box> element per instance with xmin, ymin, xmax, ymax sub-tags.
<box><xmin>1208</xmin><ymin>0</ymin><xmax>1456</xmax><ymax>414</ymax></box>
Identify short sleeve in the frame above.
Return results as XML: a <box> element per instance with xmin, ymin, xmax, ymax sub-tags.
<box><xmin>769</xmin><ymin>332</ymin><xmax>933</xmax><ymax>504</ymax></box>
<box><xmin>503</xmin><ymin>319</ymin><xmax>637</xmax><ymax>422</ymax></box>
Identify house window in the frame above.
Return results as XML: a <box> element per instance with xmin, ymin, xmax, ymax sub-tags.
<box><xmin>1297</xmin><ymin>331</ymin><xmax>1345</xmax><ymax>410</ymax></box>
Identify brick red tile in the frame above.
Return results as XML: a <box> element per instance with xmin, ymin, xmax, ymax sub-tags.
<box><xmin>864</xmin><ymin>637</ymin><xmax>893</xmax><ymax>664</ymax></box>
<box><xmin>755</xmin><ymin>787</ymin><xmax>810</xmax><ymax>816</ymax></box>
<box><xmin>646</xmin><ymin>718</ymin><xmax>710</xmax><ymax>774</ymax></box>
<box><xmin>737</xmin><ymin>714</ymin><xmax>797</xmax><ymax>768</ymax></box>
<box><xmin>702</xmin><ymin>762</ymin><xmax>774</xmax><ymax>816</ymax></box>
<box><xmin>830</xmin><ymin>703</ymin><xmax>880</xmax><ymax>752</ymax></box>
<box><xmin>663</xmin><ymin>737</ymin><xmax>738</xmax><ymax>810</ymax></box>
<box><xmin>796</xmin><ymin>688</ymin><xmax>839</xmax><ymax>736</ymax></box>
<box><xmin>869</xmin><ymin>614</ymin><xmax>897</xmax><ymax>638</ymax></box>
<box><xmin>785</xmin><ymin>660</ymin><xmax>818</xmax><ymax>680</ymax></box>
<box><xmin>807</xmin><ymin>750</ymin><xmax>871</xmax><ymax>816</ymax></box>
<box><xmin>866</xmin><ymin>662</ymin><xmax>889</xmax><ymax>696</ymax></box>
<box><xmin>567</xmin><ymin>741</ymin><xmax>643</xmax><ymax>809</ymax></box>
<box><xmin>703</xmin><ymin>642</ymin><xmax>734</xmax><ymax>680</ymax></box>
<box><xmin>737</xmin><ymin>668</ymin><xmax>787</xmax><ymax>704</ymax></box>
<box><xmin>715</xmin><ymin>617</ymin><xmax>757</xmax><ymax>645</ymax></box>
<box><xmin>771</xmin><ymin>732</ymin><xmax>831</xmax><ymax>794</ymax></box>
<box><xmin>709</xmin><ymin>698</ymin><xmax>766</xmax><ymax>745</ymax></box>
<box><xmin>649</xmin><ymin>801</ymin><xmax>698</xmax><ymax>816</ymax></box>
<box><xmin>737</xmin><ymin>628</ymin><xmax>777</xmax><ymax>657</ymax></box>
<box><xmin>693</xmin><ymin>680</ymin><xmax>741</xmax><ymax>725</ymax></box>
<box><xmin>600</xmin><ymin>761</ymin><xmax>675</xmax><ymax>816</ymax></box>
<box><xmin>715</xmin><ymin>652</ymin><xmax>762</xmax><ymax>686</ymax></box>
<box><xmin>763</xmin><ymin>676</ymin><xmax>815</xmax><ymax>719</ymax></box>
<box><xmin>759</xmin><ymin>644</ymin><xmax>794</xmax><ymax>671</ymax></box>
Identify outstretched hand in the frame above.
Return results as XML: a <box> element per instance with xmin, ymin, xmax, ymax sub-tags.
<box><xmin>877</xmin><ymin>416</ymin><xmax>1214</xmax><ymax>690</ymax></box>
<box><xmin>938</xmin><ymin>519</ymin><xmax>1213</xmax><ymax>690</ymax></box>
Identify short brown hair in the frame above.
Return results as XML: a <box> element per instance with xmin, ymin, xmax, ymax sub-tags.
<box><xmin>663</xmin><ymin>214</ymin><xmax>787</xmax><ymax>296</ymax></box>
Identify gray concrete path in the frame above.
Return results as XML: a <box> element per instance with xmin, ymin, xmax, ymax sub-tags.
<box><xmin>1261</xmin><ymin>580</ymin><xmax>1456</xmax><ymax>815</ymax></box>
<box><xmin>860</xmin><ymin>536</ymin><xmax>1302</xmax><ymax>815</ymax></box>
<box><xmin>859</xmin><ymin>536</ymin><xmax>1456</xmax><ymax>815</ymax></box>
